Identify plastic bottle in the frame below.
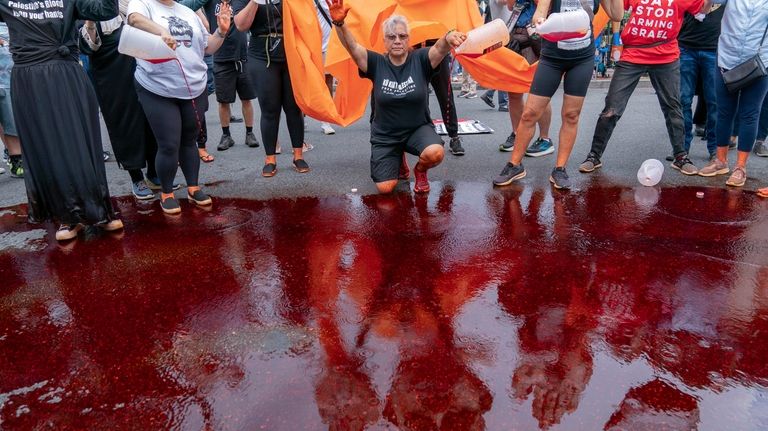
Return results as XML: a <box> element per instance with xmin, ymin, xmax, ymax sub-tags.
<box><xmin>535</xmin><ymin>9</ymin><xmax>590</xmax><ymax>43</ymax></box>
<box><xmin>118</xmin><ymin>25</ymin><xmax>176</xmax><ymax>63</ymax></box>
<box><xmin>454</xmin><ymin>19</ymin><xmax>510</xmax><ymax>58</ymax></box>
<box><xmin>637</xmin><ymin>159</ymin><xmax>664</xmax><ymax>187</ymax></box>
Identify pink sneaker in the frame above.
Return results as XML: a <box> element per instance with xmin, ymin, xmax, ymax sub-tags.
<box><xmin>413</xmin><ymin>165</ymin><xmax>430</xmax><ymax>193</ymax></box>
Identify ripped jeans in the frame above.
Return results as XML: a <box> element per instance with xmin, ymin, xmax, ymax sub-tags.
<box><xmin>588</xmin><ymin>60</ymin><xmax>687</xmax><ymax>159</ymax></box>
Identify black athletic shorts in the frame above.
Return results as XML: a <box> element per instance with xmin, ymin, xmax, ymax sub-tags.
<box><xmin>213</xmin><ymin>60</ymin><xmax>256</xmax><ymax>104</ymax></box>
<box><xmin>530</xmin><ymin>56</ymin><xmax>594</xmax><ymax>98</ymax></box>
<box><xmin>370</xmin><ymin>124</ymin><xmax>443</xmax><ymax>183</ymax></box>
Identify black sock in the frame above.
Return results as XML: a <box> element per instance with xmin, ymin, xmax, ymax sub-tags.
<box><xmin>246</xmin><ymin>126</ymin><xmax>253</xmax><ymax>133</ymax></box>
<box><xmin>128</xmin><ymin>169</ymin><xmax>144</xmax><ymax>183</ymax></box>
<box><xmin>222</xmin><ymin>126</ymin><xmax>231</xmax><ymax>136</ymax></box>
<box><xmin>9</xmin><ymin>154</ymin><xmax>20</xmax><ymax>162</ymax></box>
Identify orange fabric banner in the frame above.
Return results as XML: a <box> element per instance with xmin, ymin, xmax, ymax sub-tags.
<box><xmin>283</xmin><ymin>0</ymin><xmax>611</xmax><ymax>126</ymax></box>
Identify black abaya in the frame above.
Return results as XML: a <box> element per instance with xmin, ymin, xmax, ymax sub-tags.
<box><xmin>0</xmin><ymin>0</ymin><xmax>119</xmax><ymax>225</ymax></box>
<box><xmin>80</xmin><ymin>24</ymin><xmax>158</xmax><ymax>172</ymax></box>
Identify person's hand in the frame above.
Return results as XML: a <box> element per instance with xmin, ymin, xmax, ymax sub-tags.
<box><xmin>532</xmin><ymin>10</ymin><xmax>547</xmax><ymax>27</ymax></box>
<box><xmin>217</xmin><ymin>1</ymin><xmax>232</xmax><ymax>35</ymax></box>
<box><xmin>161</xmin><ymin>30</ymin><xmax>177</xmax><ymax>50</ymax></box>
<box><xmin>446</xmin><ymin>30</ymin><xmax>466</xmax><ymax>49</ymax></box>
<box><xmin>325</xmin><ymin>0</ymin><xmax>351</xmax><ymax>23</ymax></box>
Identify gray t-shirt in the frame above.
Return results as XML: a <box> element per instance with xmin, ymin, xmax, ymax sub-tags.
<box><xmin>128</xmin><ymin>0</ymin><xmax>209</xmax><ymax>99</ymax></box>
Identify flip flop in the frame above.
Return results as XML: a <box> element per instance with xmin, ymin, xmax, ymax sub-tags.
<box><xmin>199</xmin><ymin>151</ymin><xmax>215</xmax><ymax>163</ymax></box>
<box><xmin>757</xmin><ymin>188</ymin><xmax>768</xmax><ymax>198</ymax></box>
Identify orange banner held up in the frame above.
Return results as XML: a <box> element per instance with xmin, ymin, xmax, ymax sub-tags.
<box><xmin>283</xmin><ymin>0</ymin><xmax>612</xmax><ymax>127</ymax></box>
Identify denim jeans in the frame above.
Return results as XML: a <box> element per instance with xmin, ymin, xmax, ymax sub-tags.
<box><xmin>590</xmin><ymin>60</ymin><xmax>687</xmax><ymax>159</ymax></box>
<box><xmin>758</xmin><ymin>93</ymin><xmax>768</xmax><ymax>141</ymax></box>
<box><xmin>715</xmin><ymin>71</ymin><xmax>768</xmax><ymax>152</ymax></box>
<box><xmin>204</xmin><ymin>54</ymin><xmax>215</xmax><ymax>95</ymax></box>
<box><xmin>680</xmin><ymin>47</ymin><xmax>717</xmax><ymax>156</ymax></box>
<box><xmin>482</xmin><ymin>89</ymin><xmax>509</xmax><ymax>106</ymax></box>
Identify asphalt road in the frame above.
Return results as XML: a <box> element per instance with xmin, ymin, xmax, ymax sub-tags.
<box><xmin>1</xmin><ymin>83</ymin><xmax>766</xmax><ymax>209</ymax></box>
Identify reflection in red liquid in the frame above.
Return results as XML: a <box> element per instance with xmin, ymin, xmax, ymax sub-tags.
<box><xmin>1</xmin><ymin>184</ymin><xmax>767</xmax><ymax>430</ymax></box>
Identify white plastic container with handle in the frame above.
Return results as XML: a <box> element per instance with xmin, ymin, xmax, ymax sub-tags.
<box><xmin>535</xmin><ymin>9</ymin><xmax>590</xmax><ymax>43</ymax></box>
<box><xmin>454</xmin><ymin>19</ymin><xmax>510</xmax><ymax>57</ymax></box>
<box><xmin>118</xmin><ymin>25</ymin><xmax>176</xmax><ymax>62</ymax></box>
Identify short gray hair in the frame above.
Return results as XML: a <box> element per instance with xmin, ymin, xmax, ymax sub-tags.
<box><xmin>382</xmin><ymin>15</ymin><xmax>409</xmax><ymax>37</ymax></box>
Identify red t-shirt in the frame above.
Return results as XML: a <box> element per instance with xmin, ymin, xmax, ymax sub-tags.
<box><xmin>620</xmin><ymin>0</ymin><xmax>705</xmax><ymax>64</ymax></box>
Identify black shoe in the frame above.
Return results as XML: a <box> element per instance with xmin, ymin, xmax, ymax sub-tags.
<box><xmin>293</xmin><ymin>158</ymin><xmax>310</xmax><ymax>173</ymax></box>
<box><xmin>230</xmin><ymin>115</ymin><xmax>244</xmax><ymax>123</ymax></box>
<box><xmin>160</xmin><ymin>196</ymin><xmax>181</xmax><ymax>214</ymax></box>
<box><xmin>480</xmin><ymin>92</ymin><xmax>495</xmax><ymax>109</ymax></box>
<box><xmin>498</xmin><ymin>105</ymin><xmax>509</xmax><ymax>112</ymax></box>
<box><xmin>262</xmin><ymin>163</ymin><xmax>277</xmax><ymax>177</ymax></box>
<box><xmin>188</xmin><ymin>189</ymin><xmax>212</xmax><ymax>206</ymax></box>
<box><xmin>449</xmin><ymin>136</ymin><xmax>465</xmax><ymax>155</ymax></box>
<box><xmin>8</xmin><ymin>156</ymin><xmax>23</xmax><ymax>178</ymax></box>
<box><xmin>665</xmin><ymin>155</ymin><xmax>674</xmax><ymax>162</ymax></box>
<box><xmin>245</xmin><ymin>132</ymin><xmax>260</xmax><ymax>148</ymax></box>
<box><xmin>694</xmin><ymin>125</ymin><xmax>705</xmax><ymax>137</ymax></box>
<box><xmin>493</xmin><ymin>162</ymin><xmax>526</xmax><ymax>186</ymax></box>
<box><xmin>217</xmin><ymin>135</ymin><xmax>235</xmax><ymax>151</ymax></box>
<box><xmin>549</xmin><ymin>167</ymin><xmax>572</xmax><ymax>189</ymax></box>
<box><xmin>499</xmin><ymin>132</ymin><xmax>516</xmax><ymax>152</ymax></box>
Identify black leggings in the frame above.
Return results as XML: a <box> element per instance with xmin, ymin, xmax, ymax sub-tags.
<box><xmin>135</xmin><ymin>82</ymin><xmax>205</xmax><ymax>194</ymax></box>
<box><xmin>249</xmin><ymin>58</ymin><xmax>304</xmax><ymax>156</ymax></box>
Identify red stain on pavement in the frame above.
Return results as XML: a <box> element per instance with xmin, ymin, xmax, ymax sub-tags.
<box><xmin>0</xmin><ymin>183</ymin><xmax>767</xmax><ymax>430</ymax></box>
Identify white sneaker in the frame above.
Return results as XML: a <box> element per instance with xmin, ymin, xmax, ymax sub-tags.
<box><xmin>320</xmin><ymin>122</ymin><xmax>336</xmax><ymax>135</ymax></box>
<box><xmin>302</xmin><ymin>142</ymin><xmax>314</xmax><ymax>153</ymax></box>
<box><xmin>0</xmin><ymin>167</ymin><xmax>5</xmax><ymax>174</ymax></box>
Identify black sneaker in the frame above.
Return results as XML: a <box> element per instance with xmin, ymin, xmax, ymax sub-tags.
<box><xmin>245</xmin><ymin>132</ymin><xmax>260</xmax><ymax>148</ymax></box>
<box><xmin>549</xmin><ymin>167</ymin><xmax>572</xmax><ymax>189</ymax></box>
<box><xmin>578</xmin><ymin>153</ymin><xmax>602</xmax><ymax>173</ymax></box>
<box><xmin>188</xmin><ymin>189</ymin><xmax>212</xmax><ymax>206</ymax></box>
<box><xmin>493</xmin><ymin>162</ymin><xmax>526</xmax><ymax>186</ymax></box>
<box><xmin>449</xmin><ymin>136</ymin><xmax>465</xmax><ymax>155</ymax></box>
<box><xmin>160</xmin><ymin>196</ymin><xmax>181</xmax><ymax>214</ymax></box>
<box><xmin>8</xmin><ymin>156</ymin><xmax>23</xmax><ymax>178</ymax></box>
<box><xmin>671</xmin><ymin>155</ymin><xmax>698</xmax><ymax>175</ymax></box>
<box><xmin>499</xmin><ymin>132</ymin><xmax>516</xmax><ymax>152</ymax></box>
<box><xmin>230</xmin><ymin>115</ymin><xmax>244</xmax><ymax>123</ymax></box>
<box><xmin>217</xmin><ymin>135</ymin><xmax>235</xmax><ymax>151</ymax></box>
<box><xmin>480</xmin><ymin>92</ymin><xmax>495</xmax><ymax>109</ymax></box>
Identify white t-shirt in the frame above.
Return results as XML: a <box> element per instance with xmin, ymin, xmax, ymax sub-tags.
<box><xmin>314</xmin><ymin>0</ymin><xmax>332</xmax><ymax>54</ymax></box>
<box><xmin>127</xmin><ymin>0</ymin><xmax>209</xmax><ymax>99</ymax></box>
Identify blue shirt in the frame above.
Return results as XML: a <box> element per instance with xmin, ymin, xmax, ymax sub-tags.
<box><xmin>516</xmin><ymin>0</ymin><xmax>535</xmax><ymax>28</ymax></box>
<box><xmin>715</xmin><ymin>0</ymin><xmax>768</xmax><ymax>70</ymax></box>
<box><xmin>0</xmin><ymin>23</ymin><xmax>12</xmax><ymax>89</ymax></box>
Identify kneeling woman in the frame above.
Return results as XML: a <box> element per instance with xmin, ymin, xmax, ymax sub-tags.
<box><xmin>127</xmin><ymin>0</ymin><xmax>232</xmax><ymax>214</ymax></box>
<box><xmin>328</xmin><ymin>0</ymin><xmax>465</xmax><ymax>193</ymax></box>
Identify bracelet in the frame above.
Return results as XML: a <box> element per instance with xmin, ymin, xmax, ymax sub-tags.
<box><xmin>332</xmin><ymin>19</ymin><xmax>345</xmax><ymax>27</ymax></box>
<box><xmin>445</xmin><ymin>28</ymin><xmax>456</xmax><ymax>39</ymax></box>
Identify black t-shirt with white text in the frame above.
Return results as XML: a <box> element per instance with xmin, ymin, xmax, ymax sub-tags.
<box><xmin>360</xmin><ymin>48</ymin><xmax>438</xmax><ymax>145</ymax></box>
<box><xmin>204</xmin><ymin>0</ymin><xmax>246</xmax><ymax>62</ymax></box>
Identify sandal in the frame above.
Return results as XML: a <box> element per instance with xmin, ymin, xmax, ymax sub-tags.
<box><xmin>293</xmin><ymin>158</ymin><xmax>310</xmax><ymax>173</ymax></box>
<box><xmin>199</xmin><ymin>150</ymin><xmax>215</xmax><ymax>163</ymax></box>
<box><xmin>757</xmin><ymin>188</ymin><xmax>768</xmax><ymax>198</ymax></box>
<box><xmin>262</xmin><ymin>163</ymin><xmax>277</xmax><ymax>177</ymax></box>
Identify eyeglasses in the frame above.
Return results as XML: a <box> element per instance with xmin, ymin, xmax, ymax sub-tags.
<box><xmin>385</xmin><ymin>33</ymin><xmax>409</xmax><ymax>41</ymax></box>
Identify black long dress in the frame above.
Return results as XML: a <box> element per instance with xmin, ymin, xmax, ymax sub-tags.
<box><xmin>0</xmin><ymin>0</ymin><xmax>119</xmax><ymax>225</ymax></box>
<box><xmin>80</xmin><ymin>23</ymin><xmax>158</xmax><ymax>172</ymax></box>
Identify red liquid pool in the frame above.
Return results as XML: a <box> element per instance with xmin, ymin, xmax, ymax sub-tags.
<box><xmin>1</xmin><ymin>183</ymin><xmax>767</xmax><ymax>430</ymax></box>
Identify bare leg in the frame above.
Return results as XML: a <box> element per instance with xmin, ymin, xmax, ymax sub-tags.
<box><xmin>242</xmin><ymin>99</ymin><xmax>254</xmax><ymax>128</ymax></box>
<box><xmin>3</xmin><ymin>134</ymin><xmax>20</xmax><ymax>156</ymax></box>
<box><xmin>509</xmin><ymin>95</ymin><xmax>552</xmax><ymax>165</ymax></box>
<box><xmin>555</xmin><ymin>94</ymin><xmax>587</xmax><ymax>168</ymax></box>
<box><xmin>219</xmin><ymin>103</ymin><xmax>231</xmax><ymax>129</ymax></box>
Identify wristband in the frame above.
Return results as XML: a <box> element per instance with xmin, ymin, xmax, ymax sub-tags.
<box><xmin>445</xmin><ymin>28</ymin><xmax>455</xmax><ymax>39</ymax></box>
<box><xmin>332</xmin><ymin>19</ymin><xmax>345</xmax><ymax>27</ymax></box>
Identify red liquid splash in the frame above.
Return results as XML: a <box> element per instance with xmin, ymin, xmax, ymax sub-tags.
<box><xmin>1</xmin><ymin>184</ymin><xmax>767</xmax><ymax>429</ymax></box>
<box><xmin>540</xmin><ymin>30</ymin><xmax>588</xmax><ymax>42</ymax></box>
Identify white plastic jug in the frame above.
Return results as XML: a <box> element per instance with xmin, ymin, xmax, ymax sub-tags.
<box><xmin>454</xmin><ymin>19</ymin><xmax>510</xmax><ymax>57</ymax></box>
<box><xmin>637</xmin><ymin>159</ymin><xmax>664</xmax><ymax>187</ymax></box>
<box><xmin>118</xmin><ymin>25</ymin><xmax>176</xmax><ymax>62</ymax></box>
<box><xmin>535</xmin><ymin>9</ymin><xmax>590</xmax><ymax>43</ymax></box>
